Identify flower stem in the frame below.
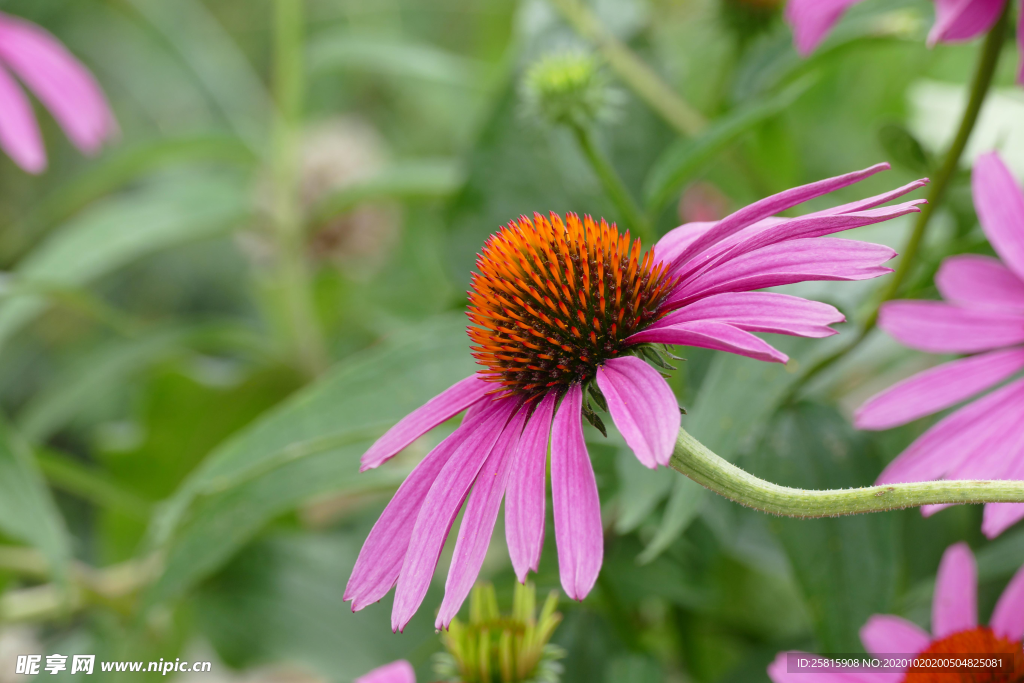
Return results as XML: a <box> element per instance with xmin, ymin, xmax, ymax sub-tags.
<box><xmin>670</xmin><ymin>426</ymin><xmax>1024</xmax><ymax>517</ymax></box>
<box><xmin>570</xmin><ymin>123</ymin><xmax>653</xmax><ymax>243</ymax></box>
<box><xmin>549</xmin><ymin>0</ymin><xmax>706</xmax><ymax>137</ymax></box>
<box><xmin>782</xmin><ymin>8</ymin><xmax>1008</xmax><ymax>401</ymax></box>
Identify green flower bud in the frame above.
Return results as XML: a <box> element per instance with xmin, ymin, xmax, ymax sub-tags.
<box><xmin>521</xmin><ymin>51</ymin><xmax>617</xmax><ymax>129</ymax></box>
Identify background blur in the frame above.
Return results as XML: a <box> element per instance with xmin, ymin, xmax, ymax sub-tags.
<box><xmin>0</xmin><ymin>0</ymin><xmax>1023</xmax><ymax>681</ymax></box>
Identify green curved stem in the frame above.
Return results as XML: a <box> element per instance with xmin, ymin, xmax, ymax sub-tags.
<box><xmin>782</xmin><ymin>7</ymin><xmax>1008</xmax><ymax>400</ymax></box>
<box><xmin>670</xmin><ymin>427</ymin><xmax>1024</xmax><ymax>518</ymax></box>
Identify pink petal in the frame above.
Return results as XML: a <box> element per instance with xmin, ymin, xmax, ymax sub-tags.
<box><xmin>928</xmin><ymin>0</ymin><xmax>1006</xmax><ymax>46</ymax></box>
<box><xmin>981</xmin><ymin>502</ymin><xmax>1024</xmax><ymax>539</ymax></box>
<box><xmin>355</xmin><ymin>661</ymin><xmax>416</xmax><ymax>683</ymax></box>
<box><xmin>935</xmin><ymin>254</ymin><xmax>1024</xmax><ymax>312</ymax></box>
<box><xmin>0</xmin><ymin>63</ymin><xmax>44</xmax><ymax>172</ymax></box>
<box><xmin>652</xmin><ymin>292</ymin><xmax>845</xmax><ymax>338</ymax></box>
<box><xmin>551</xmin><ymin>384</ymin><xmax>603</xmax><ymax>601</ymax></box>
<box><xmin>933</xmin><ymin>542</ymin><xmax>978</xmax><ymax>638</ymax></box>
<box><xmin>436</xmin><ymin>406</ymin><xmax>528</xmax><ymax>629</ymax></box>
<box><xmin>391</xmin><ymin>397</ymin><xmax>518</xmax><ymax>632</ymax></box>
<box><xmin>990</xmin><ymin>562</ymin><xmax>1024</xmax><ymax>640</ymax></box>
<box><xmin>767</xmin><ymin>652</ymin><xmax>893</xmax><ymax>683</ymax></box>
<box><xmin>877</xmin><ymin>377</ymin><xmax>1024</xmax><ymax>485</ymax></box>
<box><xmin>506</xmin><ymin>392</ymin><xmax>556</xmax><ymax>583</ymax></box>
<box><xmin>973</xmin><ymin>152</ymin><xmax>1024</xmax><ymax>280</ymax></box>
<box><xmin>653</xmin><ymin>221</ymin><xmax>716</xmax><ymax>268</ymax></box>
<box><xmin>0</xmin><ymin>13</ymin><xmax>116</xmax><ymax>154</ymax></box>
<box><xmin>666</xmin><ymin>164</ymin><xmax>891</xmax><ymax>273</ymax></box>
<box><xmin>629</xmin><ymin>319</ymin><xmax>789</xmax><ymax>364</ymax></box>
<box><xmin>596</xmin><ymin>356</ymin><xmax>680</xmax><ymax>469</ymax></box>
<box><xmin>859</xmin><ymin>615</ymin><xmax>932</xmax><ymax>657</ymax></box>
<box><xmin>854</xmin><ymin>348</ymin><xmax>1024</xmax><ymax>430</ymax></box>
<box><xmin>360</xmin><ymin>375</ymin><xmax>491</xmax><ymax>471</ymax></box>
<box><xmin>803</xmin><ymin>179</ymin><xmax>930</xmax><ymax>218</ymax></box>
<box><xmin>666</xmin><ymin>238</ymin><xmax>896</xmax><ymax>308</ymax></box>
<box><xmin>878</xmin><ymin>301</ymin><xmax>1024</xmax><ymax>354</ymax></box>
<box><xmin>784</xmin><ymin>0</ymin><xmax>865</xmax><ymax>56</ymax></box>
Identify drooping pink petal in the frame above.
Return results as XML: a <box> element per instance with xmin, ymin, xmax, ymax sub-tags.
<box><xmin>767</xmin><ymin>652</ymin><xmax>894</xmax><ymax>683</ymax></box>
<box><xmin>878</xmin><ymin>301</ymin><xmax>1024</xmax><ymax>354</ymax></box>
<box><xmin>651</xmin><ymin>292</ymin><xmax>845</xmax><ymax>339</ymax></box>
<box><xmin>596</xmin><ymin>356</ymin><xmax>680</xmax><ymax>469</ymax></box>
<box><xmin>391</xmin><ymin>397</ymin><xmax>518</xmax><ymax>632</ymax></box>
<box><xmin>933</xmin><ymin>542</ymin><xmax>978</xmax><ymax>638</ymax></box>
<box><xmin>855</xmin><ymin>348</ymin><xmax>1024</xmax><ymax>430</ymax></box>
<box><xmin>859</xmin><ymin>615</ymin><xmax>932</xmax><ymax>657</ymax></box>
<box><xmin>784</xmin><ymin>0</ymin><xmax>865</xmax><ymax>56</ymax></box>
<box><xmin>973</xmin><ymin>152</ymin><xmax>1024</xmax><ymax>280</ymax></box>
<box><xmin>928</xmin><ymin>0</ymin><xmax>1006</xmax><ymax>46</ymax></box>
<box><xmin>666</xmin><ymin>164</ymin><xmax>891</xmax><ymax>273</ymax></box>
<box><xmin>0</xmin><ymin>13</ymin><xmax>117</xmax><ymax>154</ymax></box>
<box><xmin>355</xmin><ymin>660</ymin><xmax>416</xmax><ymax>683</ymax></box>
<box><xmin>877</xmin><ymin>377</ymin><xmax>1024</xmax><ymax>485</ymax></box>
<box><xmin>0</xmin><ymin>63</ymin><xmax>44</xmax><ymax>173</ymax></box>
<box><xmin>506</xmin><ymin>392</ymin><xmax>556</xmax><ymax>583</ymax></box>
<box><xmin>990</xmin><ymin>562</ymin><xmax>1024</xmax><ymax>640</ymax></box>
<box><xmin>360</xmin><ymin>375</ymin><xmax>491</xmax><ymax>471</ymax></box>
<box><xmin>436</xmin><ymin>407</ymin><xmax>528</xmax><ymax>629</ymax></box>
<box><xmin>629</xmin><ymin>319</ymin><xmax>789</xmax><ymax>364</ymax></box>
<box><xmin>935</xmin><ymin>254</ymin><xmax>1024</xmax><ymax>313</ymax></box>
<box><xmin>666</xmin><ymin>238</ymin><xmax>896</xmax><ymax>309</ymax></box>
<box><xmin>551</xmin><ymin>384</ymin><xmax>603</xmax><ymax>601</ymax></box>
<box><xmin>803</xmin><ymin>179</ymin><xmax>930</xmax><ymax>218</ymax></box>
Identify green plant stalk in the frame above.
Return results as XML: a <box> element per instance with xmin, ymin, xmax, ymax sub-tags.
<box><xmin>271</xmin><ymin>0</ymin><xmax>328</xmax><ymax>377</ymax></box>
<box><xmin>670</xmin><ymin>427</ymin><xmax>1024</xmax><ymax>517</ymax></box>
<box><xmin>570</xmin><ymin>123</ymin><xmax>653</xmax><ymax>243</ymax></box>
<box><xmin>549</xmin><ymin>0</ymin><xmax>706</xmax><ymax>137</ymax></box>
<box><xmin>782</xmin><ymin>8</ymin><xmax>1008</xmax><ymax>400</ymax></box>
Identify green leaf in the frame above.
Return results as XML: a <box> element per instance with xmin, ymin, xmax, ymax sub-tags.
<box><xmin>614</xmin><ymin>444</ymin><xmax>673</xmax><ymax>534</ymax></box>
<box><xmin>0</xmin><ymin>174</ymin><xmax>250</xmax><ymax>351</ymax></box>
<box><xmin>877</xmin><ymin>123</ymin><xmax>932</xmax><ymax>174</ymax></box>
<box><xmin>643</xmin><ymin>77</ymin><xmax>815</xmax><ymax>213</ymax></box>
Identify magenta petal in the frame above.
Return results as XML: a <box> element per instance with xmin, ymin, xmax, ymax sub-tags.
<box><xmin>355</xmin><ymin>660</ymin><xmax>416</xmax><ymax>683</ymax></box>
<box><xmin>933</xmin><ymin>542</ymin><xmax>978</xmax><ymax>639</ymax></box>
<box><xmin>653</xmin><ymin>221</ymin><xmax>716</xmax><ymax>268</ymax></box>
<box><xmin>391</xmin><ymin>397</ymin><xmax>517</xmax><ymax>632</ymax></box>
<box><xmin>653</xmin><ymin>292</ymin><xmax>844</xmax><ymax>339</ymax></box>
<box><xmin>973</xmin><ymin>152</ymin><xmax>1024</xmax><ymax>280</ymax></box>
<box><xmin>360</xmin><ymin>375</ymin><xmax>491</xmax><ymax>471</ymax></box>
<box><xmin>982</xmin><ymin>502</ymin><xmax>1024</xmax><ymax>539</ymax></box>
<box><xmin>551</xmin><ymin>384</ymin><xmax>603</xmax><ymax>601</ymax></box>
<box><xmin>0</xmin><ymin>63</ymin><xmax>44</xmax><ymax>173</ymax></box>
<box><xmin>784</xmin><ymin>0</ymin><xmax>864</xmax><ymax>56</ymax></box>
<box><xmin>935</xmin><ymin>254</ymin><xmax>1024</xmax><ymax>313</ymax></box>
<box><xmin>506</xmin><ymin>392</ymin><xmax>556</xmax><ymax>583</ymax></box>
<box><xmin>990</xmin><ymin>562</ymin><xmax>1024</xmax><ymax>641</ymax></box>
<box><xmin>859</xmin><ymin>615</ymin><xmax>932</xmax><ymax>658</ymax></box>
<box><xmin>928</xmin><ymin>0</ymin><xmax>1006</xmax><ymax>46</ymax></box>
<box><xmin>436</xmin><ymin>407</ymin><xmax>528</xmax><ymax>629</ymax></box>
<box><xmin>596</xmin><ymin>356</ymin><xmax>680</xmax><ymax>469</ymax></box>
<box><xmin>804</xmin><ymin>179</ymin><xmax>930</xmax><ymax>218</ymax></box>
<box><xmin>0</xmin><ymin>13</ymin><xmax>117</xmax><ymax>154</ymax></box>
<box><xmin>629</xmin><ymin>320</ymin><xmax>788</xmax><ymax>364</ymax></box>
<box><xmin>878</xmin><ymin>301</ymin><xmax>1024</xmax><ymax>354</ymax></box>
<box><xmin>854</xmin><ymin>348</ymin><xmax>1024</xmax><ymax>430</ymax></box>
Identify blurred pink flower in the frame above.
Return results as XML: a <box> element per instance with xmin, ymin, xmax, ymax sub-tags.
<box><xmin>355</xmin><ymin>661</ymin><xmax>415</xmax><ymax>683</ymax></box>
<box><xmin>768</xmin><ymin>543</ymin><xmax>1024</xmax><ymax>683</ymax></box>
<box><xmin>786</xmin><ymin>0</ymin><xmax>1024</xmax><ymax>84</ymax></box>
<box><xmin>0</xmin><ymin>12</ymin><xmax>117</xmax><ymax>173</ymax></box>
<box><xmin>855</xmin><ymin>152</ymin><xmax>1024</xmax><ymax>538</ymax></box>
<box><xmin>345</xmin><ymin>164</ymin><xmax>927</xmax><ymax>633</ymax></box>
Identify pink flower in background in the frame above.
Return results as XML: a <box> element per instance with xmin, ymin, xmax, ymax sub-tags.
<box><xmin>0</xmin><ymin>12</ymin><xmax>117</xmax><ymax>173</ymax></box>
<box><xmin>767</xmin><ymin>543</ymin><xmax>1024</xmax><ymax>683</ymax></box>
<box><xmin>856</xmin><ymin>152</ymin><xmax>1024</xmax><ymax>538</ymax></box>
<box><xmin>345</xmin><ymin>163</ymin><xmax>927</xmax><ymax>633</ymax></box>
<box><xmin>355</xmin><ymin>661</ymin><xmax>415</xmax><ymax>683</ymax></box>
<box><xmin>786</xmin><ymin>0</ymin><xmax>1024</xmax><ymax>84</ymax></box>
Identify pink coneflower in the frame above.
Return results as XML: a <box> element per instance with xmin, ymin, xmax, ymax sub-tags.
<box><xmin>355</xmin><ymin>661</ymin><xmax>415</xmax><ymax>683</ymax></box>
<box><xmin>346</xmin><ymin>163</ymin><xmax>928</xmax><ymax>633</ymax></box>
<box><xmin>786</xmin><ymin>0</ymin><xmax>1024</xmax><ymax>84</ymax></box>
<box><xmin>768</xmin><ymin>543</ymin><xmax>1024</xmax><ymax>683</ymax></box>
<box><xmin>0</xmin><ymin>12</ymin><xmax>117</xmax><ymax>173</ymax></box>
<box><xmin>855</xmin><ymin>152</ymin><xmax>1024</xmax><ymax>538</ymax></box>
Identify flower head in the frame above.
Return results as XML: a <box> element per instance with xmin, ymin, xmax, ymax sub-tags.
<box><xmin>0</xmin><ymin>12</ymin><xmax>117</xmax><ymax>173</ymax></box>
<box><xmin>768</xmin><ymin>543</ymin><xmax>1024</xmax><ymax>683</ymax></box>
<box><xmin>345</xmin><ymin>163</ymin><xmax>927</xmax><ymax>633</ymax></box>
<box><xmin>855</xmin><ymin>152</ymin><xmax>1024</xmax><ymax>538</ymax></box>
